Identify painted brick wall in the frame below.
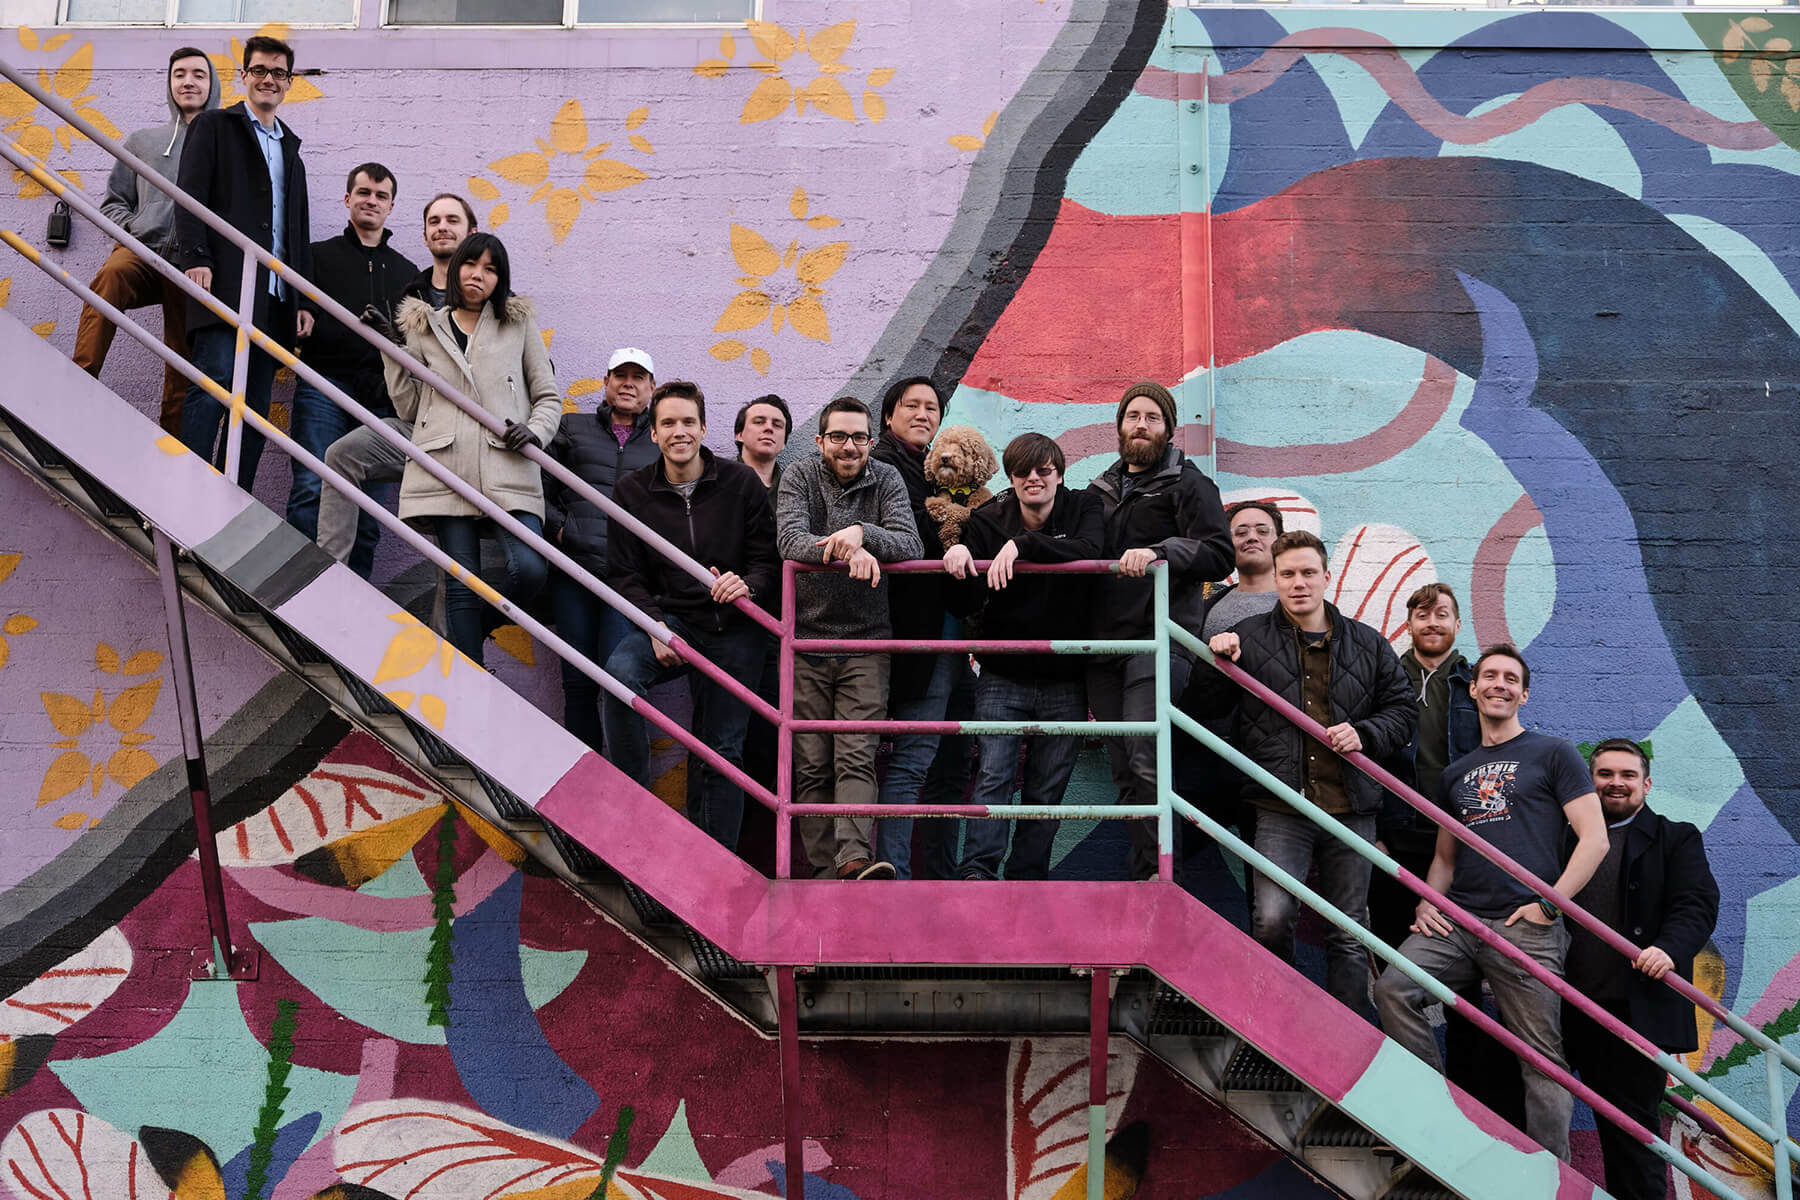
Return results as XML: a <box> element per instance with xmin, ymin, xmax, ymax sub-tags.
<box><xmin>3</xmin><ymin>0</ymin><xmax>1800</xmax><ymax>1194</ymax></box>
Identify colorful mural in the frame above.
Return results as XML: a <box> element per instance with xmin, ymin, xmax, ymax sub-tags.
<box><xmin>3</xmin><ymin>0</ymin><xmax>1800</xmax><ymax>1193</ymax></box>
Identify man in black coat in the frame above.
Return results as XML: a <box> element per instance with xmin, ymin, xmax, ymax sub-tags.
<box><xmin>1194</xmin><ymin>530</ymin><xmax>1416</xmax><ymax>1016</ymax></box>
<box><xmin>1086</xmin><ymin>381</ymin><xmax>1234</xmax><ymax>880</ymax></box>
<box><xmin>1563</xmin><ymin>738</ymin><xmax>1719</xmax><ymax>1200</ymax></box>
<box><xmin>544</xmin><ymin>346</ymin><xmax>659</xmax><ymax>749</ymax></box>
<box><xmin>601</xmin><ymin>382</ymin><xmax>776</xmax><ymax>853</ymax></box>
<box><xmin>285</xmin><ymin>162</ymin><xmax>417</xmax><ymax>575</ymax></box>
<box><xmin>174</xmin><ymin>34</ymin><xmax>313</xmax><ymax>489</ymax></box>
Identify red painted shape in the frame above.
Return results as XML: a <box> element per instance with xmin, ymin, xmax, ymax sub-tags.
<box><xmin>1471</xmin><ymin>493</ymin><xmax>1544</xmax><ymax>650</ymax></box>
<box><xmin>1218</xmin><ymin>356</ymin><xmax>1459</xmax><ymax>478</ymax></box>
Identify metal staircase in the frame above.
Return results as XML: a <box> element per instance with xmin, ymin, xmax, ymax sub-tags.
<box><xmin>3</xmin><ymin>307</ymin><xmax>1551</xmax><ymax>1200</ymax></box>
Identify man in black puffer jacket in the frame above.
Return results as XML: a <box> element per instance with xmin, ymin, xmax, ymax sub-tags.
<box><xmin>545</xmin><ymin>347</ymin><xmax>659</xmax><ymax>749</ymax></box>
<box><xmin>602</xmin><ymin>382</ymin><xmax>776</xmax><ymax>853</ymax></box>
<box><xmin>1187</xmin><ymin>530</ymin><xmax>1415</xmax><ymax>1017</ymax></box>
<box><xmin>1086</xmin><ymin>381</ymin><xmax>1234</xmax><ymax>880</ymax></box>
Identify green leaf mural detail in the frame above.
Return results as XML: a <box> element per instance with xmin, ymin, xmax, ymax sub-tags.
<box><xmin>591</xmin><ymin>1104</ymin><xmax>634</xmax><ymax>1199</ymax></box>
<box><xmin>246</xmin><ymin>998</ymin><xmax>300</xmax><ymax>1200</ymax></box>
<box><xmin>1688</xmin><ymin>14</ymin><xmax>1800</xmax><ymax>153</ymax></box>
<box><xmin>425</xmin><ymin>806</ymin><xmax>456</xmax><ymax>1026</ymax></box>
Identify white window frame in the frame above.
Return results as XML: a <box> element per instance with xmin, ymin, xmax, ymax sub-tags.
<box><xmin>56</xmin><ymin>0</ymin><xmax>359</xmax><ymax>27</ymax></box>
<box><xmin>378</xmin><ymin>0</ymin><xmax>758</xmax><ymax>31</ymax></box>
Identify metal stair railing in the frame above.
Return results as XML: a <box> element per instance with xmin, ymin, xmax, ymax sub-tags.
<box><xmin>0</xmin><ymin>52</ymin><xmax>789</xmax><ymax>820</ymax></box>
<box><xmin>1163</xmin><ymin>612</ymin><xmax>1793</xmax><ymax>1200</ymax></box>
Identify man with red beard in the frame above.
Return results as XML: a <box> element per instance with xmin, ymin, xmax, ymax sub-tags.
<box><xmin>1085</xmin><ymin>381</ymin><xmax>1233</xmax><ymax>880</ymax></box>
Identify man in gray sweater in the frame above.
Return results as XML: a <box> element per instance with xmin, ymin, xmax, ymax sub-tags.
<box><xmin>775</xmin><ymin>397</ymin><xmax>922</xmax><ymax>879</ymax></box>
<box><xmin>73</xmin><ymin>47</ymin><xmax>219</xmax><ymax>434</ymax></box>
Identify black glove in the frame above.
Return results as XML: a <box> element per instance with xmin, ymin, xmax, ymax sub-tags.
<box><xmin>502</xmin><ymin>420</ymin><xmax>539</xmax><ymax>452</ymax></box>
<box><xmin>359</xmin><ymin>304</ymin><xmax>396</xmax><ymax>342</ymax></box>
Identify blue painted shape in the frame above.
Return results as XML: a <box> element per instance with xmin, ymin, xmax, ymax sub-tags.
<box><xmin>1455</xmin><ymin>272</ymin><xmax>1689</xmax><ymax>736</ymax></box>
<box><xmin>53</xmin><ymin>981</ymin><xmax>356</xmax><ymax>1169</ymax></box>
<box><xmin>1697</xmin><ymin>782</ymin><xmax>1800</xmax><ymax>1010</ymax></box>
<box><xmin>220</xmin><ymin>1111</ymin><xmax>319</xmax><ymax>1200</ymax></box>
<box><xmin>1065</xmin><ymin>91</ymin><xmax>1181</xmax><ymax>217</ymax></box>
<box><xmin>767</xmin><ymin>1163</ymin><xmax>863</xmax><ymax>1200</ymax></box>
<box><xmin>1200</xmin><ymin>1156</ymin><xmax>1341</xmax><ymax>1198</ymax></box>
<box><xmin>446</xmin><ymin>872</ymin><xmax>599</xmax><ymax>1138</ymax></box>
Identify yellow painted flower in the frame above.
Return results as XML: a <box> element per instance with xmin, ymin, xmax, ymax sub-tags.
<box><xmin>469</xmin><ymin>101</ymin><xmax>652</xmax><ymax>244</ymax></box>
<box><xmin>710</xmin><ymin>188</ymin><xmax>848</xmax><ymax>376</ymax></box>
<box><xmin>694</xmin><ymin>22</ymin><xmax>895</xmax><ymax>126</ymax></box>
<box><xmin>210</xmin><ymin>24</ymin><xmax>324</xmax><ymax>108</ymax></box>
<box><xmin>949</xmin><ymin>111</ymin><xmax>999</xmax><ymax>153</ymax></box>
<box><xmin>37</xmin><ymin>642</ymin><xmax>165</xmax><ymax>807</ymax></box>
<box><xmin>7</xmin><ymin>29</ymin><xmax>119</xmax><ymax>198</ymax></box>
<box><xmin>373</xmin><ymin>611</ymin><xmax>459</xmax><ymax>731</ymax></box>
<box><xmin>0</xmin><ymin>552</ymin><xmax>39</xmax><ymax>671</ymax></box>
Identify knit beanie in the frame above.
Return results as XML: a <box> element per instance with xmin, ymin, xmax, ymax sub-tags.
<box><xmin>1116</xmin><ymin>380</ymin><xmax>1177</xmax><ymax>432</ymax></box>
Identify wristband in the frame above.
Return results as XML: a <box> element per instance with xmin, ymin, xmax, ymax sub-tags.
<box><xmin>1537</xmin><ymin>899</ymin><xmax>1560</xmax><ymax>922</ymax></box>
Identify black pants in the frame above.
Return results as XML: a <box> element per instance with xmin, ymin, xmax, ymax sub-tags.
<box><xmin>1564</xmin><ymin>1004</ymin><xmax>1670</xmax><ymax>1200</ymax></box>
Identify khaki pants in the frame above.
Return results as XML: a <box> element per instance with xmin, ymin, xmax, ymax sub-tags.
<box><xmin>73</xmin><ymin>243</ymin><xmax>189</xmax><ymax>434</ymax></box>
<box><xmin>793</xmin><ymin>652</ymin><xmax>889</xmax><ymax>876</ymax></box>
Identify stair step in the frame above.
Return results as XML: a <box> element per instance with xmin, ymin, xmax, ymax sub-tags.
<box><xmin>1381</xmin><ymin>1164</ymin><xmax>1457</xmax><ymax>1200</ymax></box>
<box><xmin>1295</xmin><ymin>1105</ymin><xmax>1385</xmax><ymax>1150</ymax></box>
<box><xmin>1222</xmin><ymin>1042</ymin><xmax>1306</xmax><ymax>1093</ymax></box>
<box><xmin>1146</xmin><ymin>985</ymin><xmax>1228</xmax><ymax>1037</ymax></box>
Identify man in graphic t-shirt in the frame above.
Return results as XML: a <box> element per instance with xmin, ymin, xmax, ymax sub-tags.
<box><xmin>1373</xmin><ymin>642</ymin><xmax>1609</xmax><ymax>1161</ymax></box>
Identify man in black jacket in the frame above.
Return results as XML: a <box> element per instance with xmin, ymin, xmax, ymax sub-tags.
<box><xmin>944</xmin><ymin>433</ymin><xmax>1104</xmax><ymax>879</ymax></box>
<box><xmin>285</xmin><ymin>163</ymin><xmax>417</xmax><ymax>576</ymax></box>
<box><xmin>175</xmin><ymin>34</ymin><xmax>312</xmax><ymax>489</ymax></box>
<box><xmin>601</xmin><ymin>382</ymin><xmax>776</xmax><ymax>852</ymax></box>
<box><xmin>545</xmin><ymin>346</ymin><xmax>659</xmax><ymax>749</ymax></box>
<box><xmin>1197</xmin><ymin>530</ymin><xmax>1416</xmax><ymax>1015</ymax></box>
<box><xmin>1086</xmin><ymin>381</ymin><xmax>1234</xmax><ymax>880</ymax></box>
<box><xmin>315</xmin><ymin>193</ymin><xmax>474</xmax><ymax>576</ymax></box>
<box><xmin>1563</xmin><ymin>739</ymin><xmax>1718</xmax><ymax>1200</ymax></box>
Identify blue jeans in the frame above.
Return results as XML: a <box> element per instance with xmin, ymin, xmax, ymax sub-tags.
<box><xmin>286</xmin><ymin>375</ymin><xmax>381</xmax><ymax>577</ymax></box>
<box><xmin>1252</xmin><ymin>808</ymin><xmax>1378</xmax><ymax>1019</ymax></box>
<box><xmin>876</xmin><ymin>636</ymin><xmax>971</xmax><ymax>879</ymax></box>
<box><xmin>180</xmin><ymin>320</ymin><xmax>282</xmax><ymax>489</ymax></box>
<box><xmin>550</xmin><ymin>571</ymin><xmax>635</xmax><ymax>751</ymax></box>
<box><xmin>601</xmin><ymin>615</ymin><xmax>765</xmax><ymax>851</ymax></box>
<box><xmin>434</xmin><ymin>513</ymin><xmax>546</xmax><ymax>667</ymax></box>
<box><xmin>960</xmin><ymin>672</ymin><xmax>1087</xmax><ymax>880</ymax></box>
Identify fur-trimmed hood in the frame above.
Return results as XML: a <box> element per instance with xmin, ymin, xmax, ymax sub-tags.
<box><xmin>395</xmin><ymin>293</ymin><xmax>535</xmax><ymax>339</ymax></box>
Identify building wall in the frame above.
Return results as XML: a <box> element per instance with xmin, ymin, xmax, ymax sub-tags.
<box><xmin>3</xmin><ymin>0</ymin><xmax>1800</xmax><ymax>1193</ymax></box>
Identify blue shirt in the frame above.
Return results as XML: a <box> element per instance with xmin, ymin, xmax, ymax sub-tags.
<box><xmin>249</xmin><ymin>113</ymin><xmax>286</xmax><ymax>299</ymax></box>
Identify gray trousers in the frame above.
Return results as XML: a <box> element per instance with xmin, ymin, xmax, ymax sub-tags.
<box><xmin>793</xmin><ymin>653</ymin><xmax>888</xmax><ymax>875</ymax></box>
<box><xmin>317</xmin><ymin>417</ymin><xmax>412</xmax><ymax>566</ymax></box>
<box><xmin>1374</xmin><ymin>914</ymin><xmax>1574</xmax><ymax>1160</ymax></box>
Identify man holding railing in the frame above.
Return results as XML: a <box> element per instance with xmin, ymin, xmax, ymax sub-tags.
<box><xmin>173</xmin><ymin>34</ymin><xmax>313</xmax><ymax>489</ymax></box>
<box><xmin>1086</xmin><ymin>381</ymin><xmax>1234</xmax><ymax>880</ymax></box>
<box><xmin>601</xmin><ymin>382</ymin><xmax>776</xmax><ymax>853</ymax></box>
<box><xmin>1562</xmin><ymin>738</ymin><xmax>1718</xmax><ymax>1199</ymax></box>
<box><xmin>1195</xmin><ymin>530</ymin><xmax>1416</xmax><ymax>1017</ymax></box>
<box><xmin>1373</xmin><ymin>643</ymin><xmax>1609</xmax><ymax>1162</ymax></box>
<box><xmin>74</xmin><ymin>47</ymin><xmax>219</xmax><ymax>435</ymax></box>
<box><xmin>776</xmin><ymin>397</ymin><xmax>922</xmax><ymax>880</ymax></box>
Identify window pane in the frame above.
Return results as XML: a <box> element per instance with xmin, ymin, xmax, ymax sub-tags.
<box><xmin>389</xmin><ymin>0</ymin><xmax>562</xmax><ymax>22</ymax></box>
<box><xmin>173</xmin><ymin>0</ymin><xmax>354</xmax><ymax>19</ymax></box>
<box><xmin>64</xmin><ymin>0</ymin><xmax>164</xmax><ymax>19</ymax></box>
<box><xmin>576</xmin><ymin>0</ymin><xmax>754</xmax><ymax>21</ymax></box>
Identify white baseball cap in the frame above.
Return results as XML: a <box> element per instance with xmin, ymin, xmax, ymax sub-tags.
<box><xmin>608</xmin><ymin>347</ymin><xmax>654</xmax><ymax>376</ymax></box>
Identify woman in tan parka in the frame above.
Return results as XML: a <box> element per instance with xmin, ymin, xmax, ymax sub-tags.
<box><xmin>383</xmin><ymin>232</ymin><xmax>563</xmax><ymax>665</ymax></box>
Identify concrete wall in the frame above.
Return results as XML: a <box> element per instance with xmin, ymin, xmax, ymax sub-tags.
<box><xmin>4</xmin><ymin>0</ymin><xmax>1800</xmax><ymax>1192</ymax></box>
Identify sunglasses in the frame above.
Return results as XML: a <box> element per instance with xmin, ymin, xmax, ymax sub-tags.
<box><xmin>1011</xmin><ymin>464</ymin><xmax>1058</xmax><ymax>479</ymax></box>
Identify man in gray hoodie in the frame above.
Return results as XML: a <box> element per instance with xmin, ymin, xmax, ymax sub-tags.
<box><xmin>73</xmin><ymin>47</ymin><xmax>219</xmax><ymax>435</ymax></box>
<box><xmin>775</xmin><ymin>396</ymin><xmax>922</xmax><ymax>880</ymax></box>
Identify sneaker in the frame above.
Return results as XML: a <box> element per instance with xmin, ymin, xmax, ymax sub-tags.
<box><xmin>837</xmin><ymin>858</ymin><xmax>897</xmax><ymax>880</ymax></box>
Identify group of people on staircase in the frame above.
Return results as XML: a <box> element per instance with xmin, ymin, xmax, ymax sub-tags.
<box><xmin>74</xmin><ymin>35</ymin><xmax>1719</xmax><ymax>1200</ymax></box>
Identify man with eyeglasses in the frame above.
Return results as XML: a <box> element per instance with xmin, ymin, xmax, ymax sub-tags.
<box><xmin>775</xmin><ymin>397</ymin><xmax>921</xmax><ymax>880</ymax></box>
<box><xmin>174</xmin><ymin>33</ymin><xmax>313</xmax><ymax>489</ymax></box>
<box><xmin>943</xmin><ymin>433</ymin><xmax>1103</xmax><ymax>880</ymax></box>
<box><xmin>1561</xmin><ymin>738</ymin><xmax>1717</xmax><ymax>1200</ymax></box>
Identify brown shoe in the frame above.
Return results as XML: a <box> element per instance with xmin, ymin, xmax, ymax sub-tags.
<box><xmin>837</xmin><ymin>858</ymin><xmax>897</xmax><ymax>880</ymax></box>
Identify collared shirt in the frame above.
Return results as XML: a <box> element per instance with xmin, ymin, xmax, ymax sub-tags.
<box><xmin>249</xmin><ymin>113</ymin><xmax>286</xmax><ymax>299</ymax></box>
<box><xmin>1298</xmin><ymin>626</ymin><xmax>1351</xmax><ymax>814</ymax></box>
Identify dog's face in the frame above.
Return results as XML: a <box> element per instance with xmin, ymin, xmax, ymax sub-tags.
<box><xmin>926</xmin><ymin>427</ymin><xmax>997</xmax><ymax>490</ymax></box>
